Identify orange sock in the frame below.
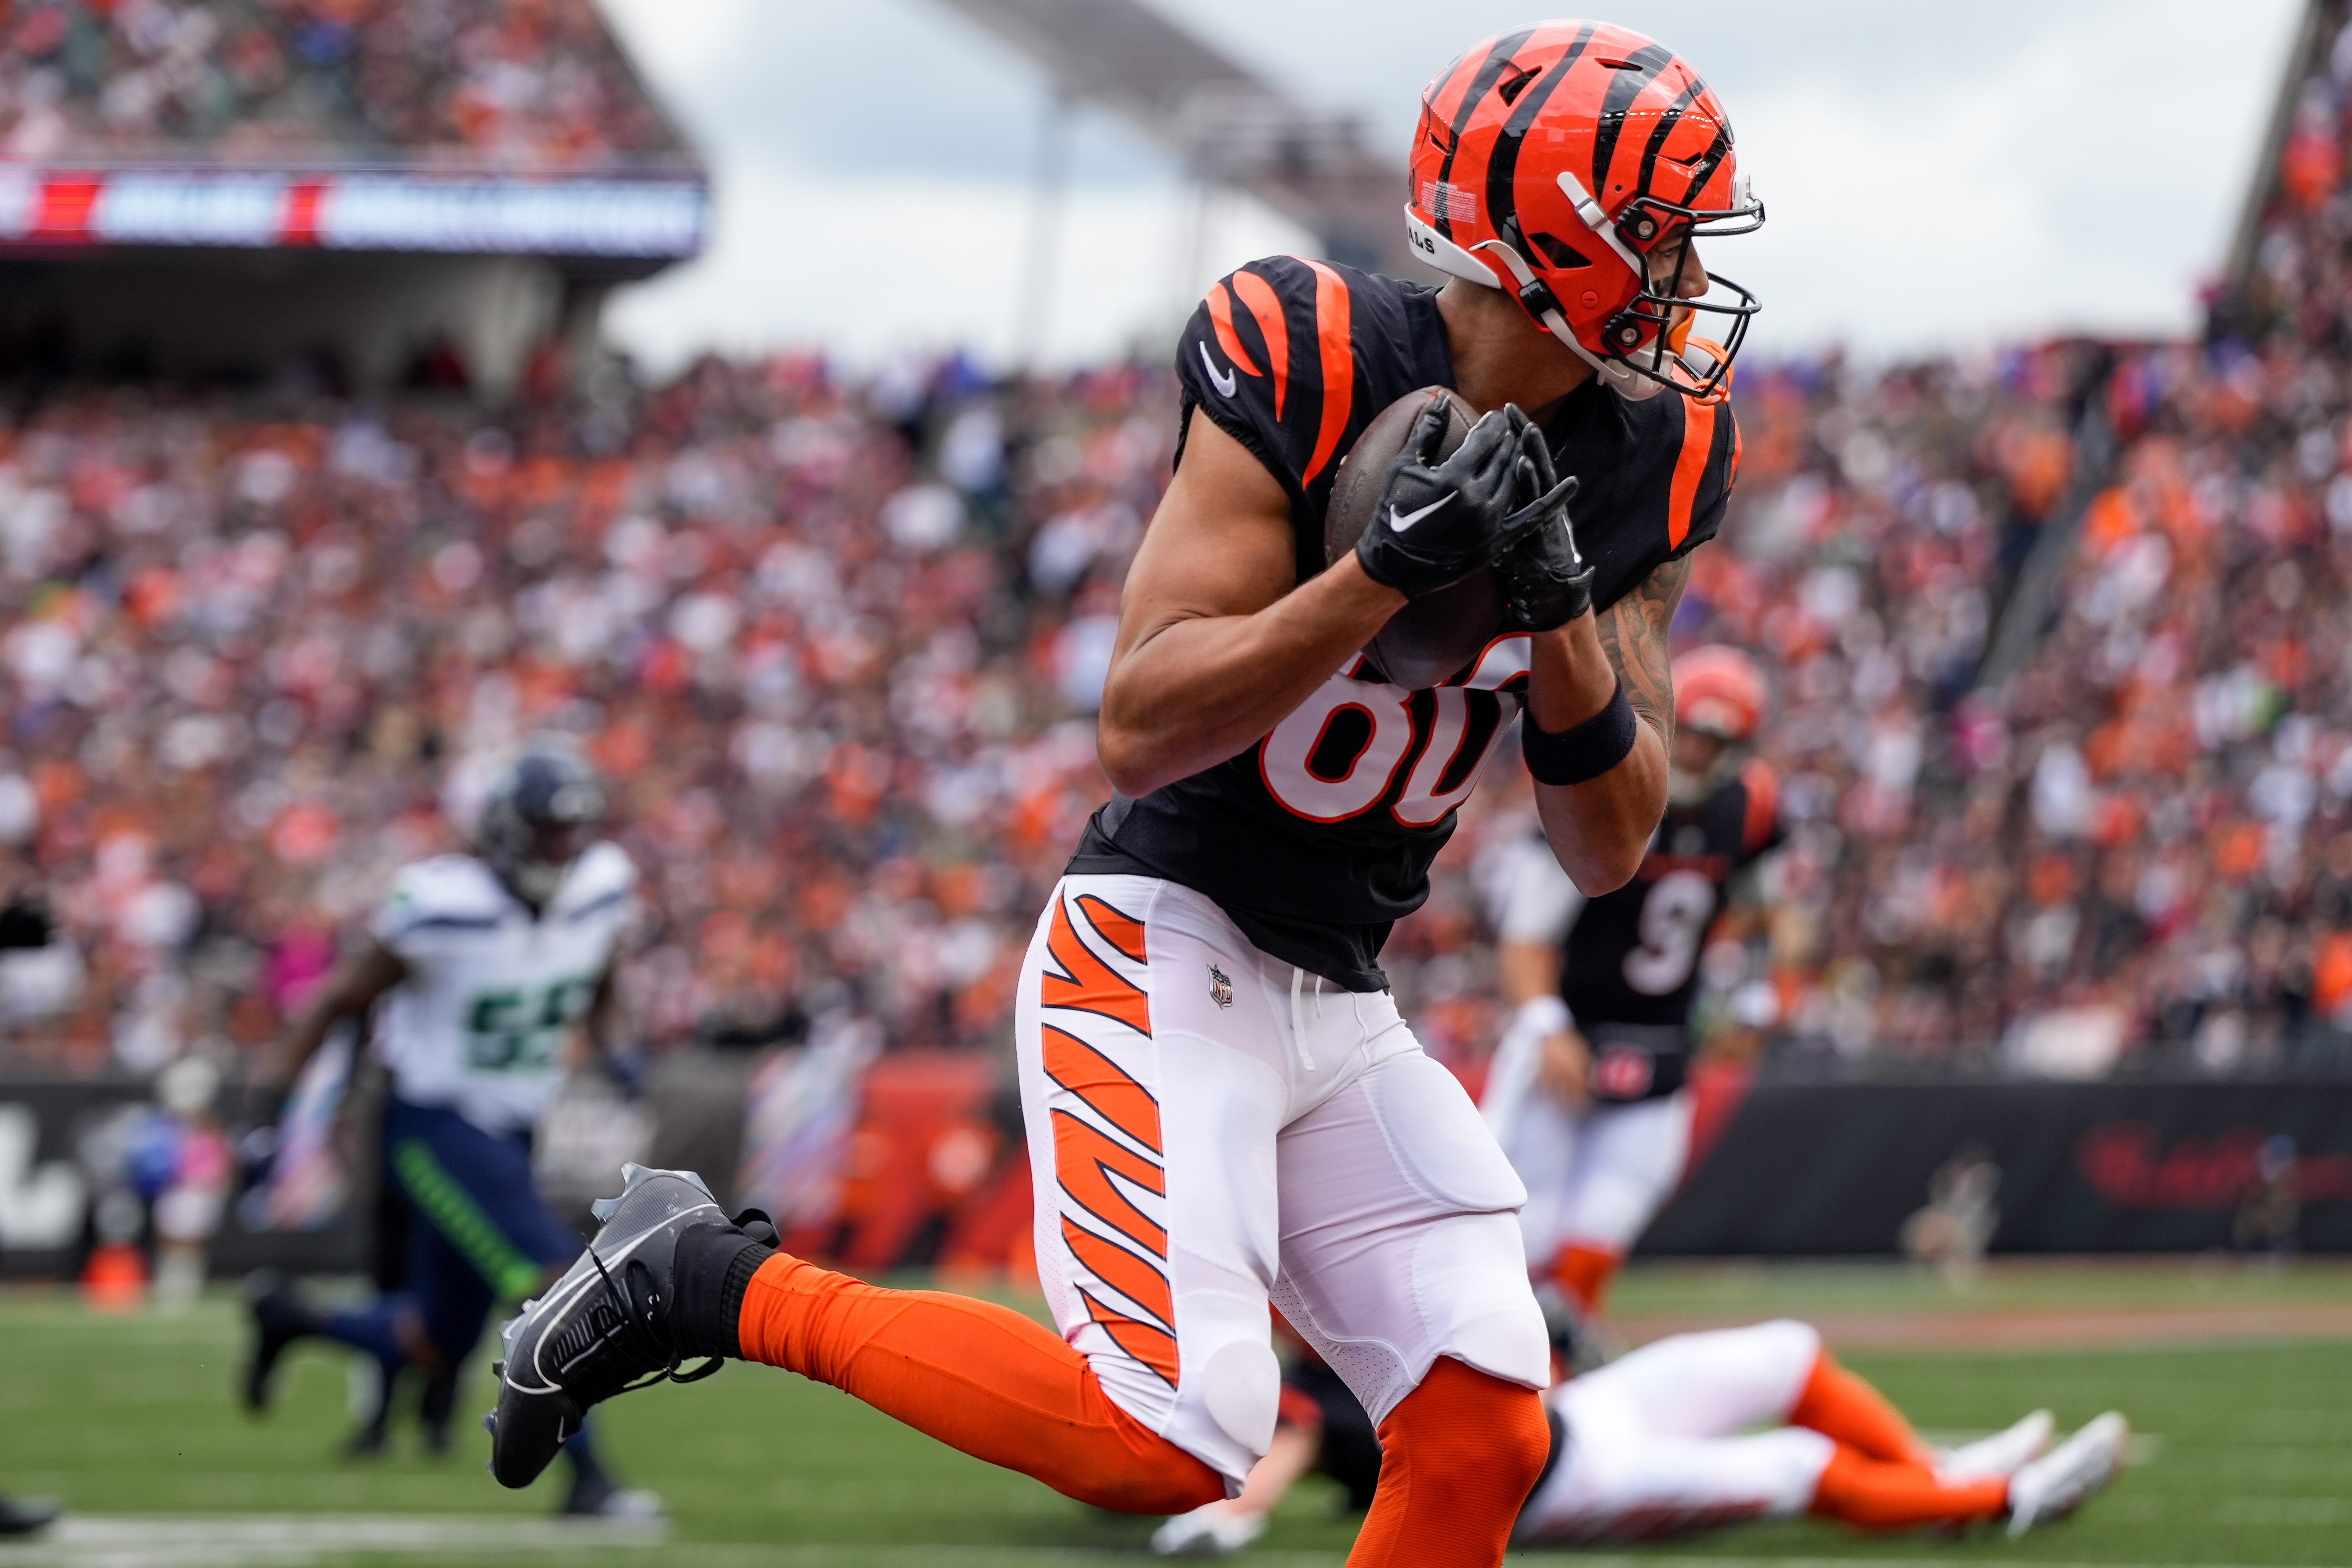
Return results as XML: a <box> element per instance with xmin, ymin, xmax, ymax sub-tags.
<box><xmin>736</xmin><ymin>1252</ymin><xmax>1222</xmax><ymax>1515</ymax></box>
<box><xmin>1551</xmin><ymin>1244</ymin><xmax>1622</xmax><ymax>1316</ymax></box>
<box><xmin>1809</xmin><ymin>1445</ymin><xmax>2007</xmax><ymax>1529</ymax></box>
<box><xmin>1346</xmin><ymin>1358</ymin><xmax>1550</xmax><ymax>1568</ymax></box>
<box><xmin>1787</xmin><ymin>1351</ymin><xmax>1933</xmax><ymax>1464</ymax></box>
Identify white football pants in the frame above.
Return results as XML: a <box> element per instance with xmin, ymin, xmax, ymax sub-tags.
<box><xmin>1015</xmin><ymin>875</ymin><xmax>1550</xmax><ymax>1486</ymax></box>
<box><xmin>1518</xmin><ymin>1319</ymin><xmax>1833</xmax><ymax>1544</ymax></box>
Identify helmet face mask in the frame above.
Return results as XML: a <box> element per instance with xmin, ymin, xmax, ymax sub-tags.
<box><xmin>477</xmin><ymin>739</ymin><xmax>606</xmax><ymax>908</ymax></box>
<box><xmin>1599</xmin><ymin>190</ymin><xmax>1763</xmax><ymax>402</ymax></box>
<box><xmin>1405</xmin><ymin>22</ymin><xmax>1763</xmax><ymax>404</ymax></box>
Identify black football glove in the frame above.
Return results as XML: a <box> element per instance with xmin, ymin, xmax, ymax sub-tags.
<box><xmin>1494</xmin><ymin>424</ymin><xmax>1591</xmax><ymax>632</ymax></box>
<box><xmin>1354</xmin><ymin>398</ymin><xmax>1551</xmax><ymax>600</ymax></box>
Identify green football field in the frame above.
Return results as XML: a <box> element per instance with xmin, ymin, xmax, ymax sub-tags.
<box><xmin>3</xmin><ymin>1260</ymin><xmax>2349</xmax><ymax>1568</ymax></box>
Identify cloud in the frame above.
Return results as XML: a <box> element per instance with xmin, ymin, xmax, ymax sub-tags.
<box><xmin>596</xmin><ymin>0</ymin><xmax>2305</xmax><ymax>367</ymax></box>
<box><xmin>604</xmin><ymin>156</ymin><xmax>1311</xmax><ymax>373</ymax></box>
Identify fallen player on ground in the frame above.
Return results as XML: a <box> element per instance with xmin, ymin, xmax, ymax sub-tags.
<box><xmin>1151</xmin><ymin>1319</ymin><xmax>2127</xmax><ymax>1554</ymax></box>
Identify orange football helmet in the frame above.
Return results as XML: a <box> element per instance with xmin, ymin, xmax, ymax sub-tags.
<box><xmin>1406</xmin><ymin>21</ymin><xmax>1762</xmax><ymax>402</ymax></box>
<box><xmin>1672</xmin><ymin>645</ymin><xmax>1768</xmax><ymax>742</ymax></box>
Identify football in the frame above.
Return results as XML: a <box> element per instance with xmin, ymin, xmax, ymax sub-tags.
<box><xmin>1323</xmin><ymin>386</ymin><xmax>1509</xmax><ymax>689</ymax></box>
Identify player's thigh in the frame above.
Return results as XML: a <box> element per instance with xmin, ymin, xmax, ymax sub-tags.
<box><xmin>384</xmin><ymin>1101</ymin><xmax>570</xmax><ymax>1300</ymax></box>
<box><xmin>1559</xmin><ymin>1090</ymin><xmax>1693</xmax><ymax>1249</ymax></box>
<box><xmin>1272</xmin><ymin>1044</ymin><xmax>1548</xmax><ymax>1425</ymax></box>
<box><xmin>1568</xmin><ymin>1320</ymin><xmax>1821</xmax><ymax>1440</ymax></box>
<box><xmin>1522</xmin><ymin>1427</ymin><xmax>1831</xmax><ymax>1542</ymax></box>
<box><xmin>1015</xmin><ymin>875</ymin><xmax>1287</xmax><ymax>1483</ymax></box>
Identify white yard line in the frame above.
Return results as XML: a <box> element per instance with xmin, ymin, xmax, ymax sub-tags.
<box><xmin>541</xmin><ymin>1550</ymin><xmax>2345</xmax><ymax>1568</ymax></box>
<box><xmin>0</xmin><ymin>1514</ymin><xmax>662</xmax><ymax>1568</ymax></box>
<box><xmin>0</xmin><ymin>1519</ymin><xmax>2295</xmax><ymax>1568</ymax></box>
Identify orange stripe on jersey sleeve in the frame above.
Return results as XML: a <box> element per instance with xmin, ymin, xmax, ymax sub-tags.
<box><xmin>1207</xmin><ymin>281</ymin><xmax>1262</xmax><ymax>379</ymax></box>
<box><xmin>1666</xmin><ymin>397</ymin><xmax>1719</xmax><ymax>551</ymax></box>
<box><xmin>1231</xmin><ymin>268</ymin><xmax>1290</xmax><ymax>420</ymax></box>
<box><xmin>1299</xmin><ymin>259</ymin><xmax>1355</xmax><ymax>485</ymax></box>
<box><xmin>1078</xmin><ymin>1286</ymin><xmax>1182</xmax><ymax>1388</ymax></box>
<box><xmin>1041</xmin><ymin>1024</ymin><xmax>1164</xmax><ymax>1158</ymax></box>
<box><xmin>1051</xmin><ymin>1109</ymin><xmax>1167</xmax><ymax>1258</ymax></box>
<box><xmin>1062</xmin><ymin>1216</ymin><xmax>1175</xmax><ymax>1331</ymax></box>
<box><xmin>1739</xmin><ymin>758</ymin><xmax>1779</xmax><ymax>854</ymax></box>
<box><xmin>1041</xmin><ymin>893</ymin><xmax>1152</xmax><ymax>1036</ymax></box>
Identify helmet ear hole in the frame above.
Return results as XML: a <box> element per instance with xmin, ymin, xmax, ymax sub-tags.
<box><xmin>1527</xmin><ymin>232</ymin><xmax>1592</xmax><ymax>270</ymax></box>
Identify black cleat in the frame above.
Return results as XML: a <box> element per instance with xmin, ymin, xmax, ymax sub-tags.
<box><xmin>243</xmin><ymin>1270</ymin><xmax>320</xmax><ymax>1412</ymax></box>
<box><xmin>0</xmin><ymin>1494</ymin><xmax>59</xmax><ymax>1538</ymax></box>
<box><xmin>562</xmin><ymin>1468</ymin><xmax>666</xmax><ymax>1522</ymax></box>
<box><xmin>342</xmin><ymin>1360</ymin><xmax>396</xmax><ymax>1458</ymax></box>
<box><xmin>485</xmin><ymin>1165</ymin><xmax>738</xmax><ymax>1489</ymax></box>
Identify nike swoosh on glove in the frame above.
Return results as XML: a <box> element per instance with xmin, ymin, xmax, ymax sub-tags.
<box><xmin>1354</xmin><ymin>397</ymin><xmax>1551</xmax><ymax>600</ymax></box>
<box><xmin>1493</xmin><ymin>423</ymin><xmax>1591</xmax><ymax>632</ymax></box>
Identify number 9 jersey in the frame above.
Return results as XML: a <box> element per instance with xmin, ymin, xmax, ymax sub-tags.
<box><xmin>367</xmin><ymin>843</ymin><xmax>637</xmax><ymax>1135</ymax></box>
<box><xmin>1504</xmin><ymin>761</ymin><xmax>1781</xmax><ymax>1046</ymax></box>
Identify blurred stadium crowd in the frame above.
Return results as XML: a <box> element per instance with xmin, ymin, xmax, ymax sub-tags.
<box><xmin>0</xmin><ymin>0</ymin><xmax>683</xmax><ymax>169</ymax></box>
<box><xmin>9</xmin><ymin>13</ymin><xmax>2352</xmax><ymax>1086</ymax></box>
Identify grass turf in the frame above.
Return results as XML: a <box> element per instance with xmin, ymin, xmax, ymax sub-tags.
<box><xmin>0</xmin><ymin>1262</ymin><xmax>2347</xmax><ymax>1567</ymax></box>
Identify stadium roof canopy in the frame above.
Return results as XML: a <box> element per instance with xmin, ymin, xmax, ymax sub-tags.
<box><xmin>929</xmin><ymin>0</ymin><xmax>1414</xmax><ymax>276</ymax></box>
<box><xmin>0</xmin><ymin>0</ymin><xmax>705</xmax><ymax>274</ymax></box>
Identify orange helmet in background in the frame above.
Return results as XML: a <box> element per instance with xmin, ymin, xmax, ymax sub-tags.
<box><xmin>1406</xmin><ymin>21</ymin><xmax>1762</xmax><ymax>402</ymax></box>
<box><xmin>1672</xmin><ymin>645</ymin><xmax>1768</xmax><ymax>743</ymax></box>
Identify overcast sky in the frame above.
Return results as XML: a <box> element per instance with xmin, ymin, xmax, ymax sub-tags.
<box><xmin>596</xmin><ymin>0</ymin><xmax>2308</xmax><ymax>372</ymax></box>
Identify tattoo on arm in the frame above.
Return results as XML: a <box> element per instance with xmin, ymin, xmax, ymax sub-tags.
<box><xmin>1596</xmin><ymin>554</ymin><xmax>1690</xmax><ymax>747</ymax></box>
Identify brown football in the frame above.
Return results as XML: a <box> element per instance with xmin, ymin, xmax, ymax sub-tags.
<box><xmin>1323</xmin><ymin>386</ymin><xmax>1508</xmax><ymax>689</ymax></box>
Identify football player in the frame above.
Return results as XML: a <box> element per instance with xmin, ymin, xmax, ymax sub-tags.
<box><xmin>1152</xmin><ymin>1321</ymin><xmax>2127</xmax><ymax>1553</ymax></box>
<box><xmin>1483</xmin><ymin>645</ymin><xmax>1776</xmax><ymax>1336</ymax></box>
<box><xmin>483</xmin><ymin>25</ymin><xmax>1756</xmax><ymax>1567</ymax></box>
<box><xmin>241</xmin><ymin>738</ymin><xmax>656</xmax><ymax>1519</ymax></box>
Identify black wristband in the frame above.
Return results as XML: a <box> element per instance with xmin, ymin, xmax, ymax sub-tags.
<box><xmin>1522</xmin><ymin>680</ymin><xmax>1638</xmax><ymax>786</ymax></box>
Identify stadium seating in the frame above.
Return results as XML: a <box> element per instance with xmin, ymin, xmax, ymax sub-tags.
<box><xmin>8</xmin><ymin>16</ymin><xmax>2352</xmax><ymax>1086</ymax></box>
<box><xmin>0</xmin><ymin>0</ymin><xmax>686</xmax><ymax>169</ymax></box>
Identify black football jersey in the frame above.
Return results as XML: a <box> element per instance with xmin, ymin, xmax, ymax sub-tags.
<box><xmin>1071</xmin><ymin>257</ymin><xmax>1741</xmax><ymax>991</ymax></box>
<box><xmin>1563</xmin><ymin>761</ymin><xmax>1781</xmax><ymax>1056</ymax></box>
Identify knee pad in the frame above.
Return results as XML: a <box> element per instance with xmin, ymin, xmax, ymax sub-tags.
<box><xmin>1195</xmin><ymin>1334</ymin><xmax>1281</xmax><ymax>1463</ymax></box>
<box><xmin>1413</xmin><ymin>1213</ymin><xmax>1553</xmax><ymax>1399</ymax></box>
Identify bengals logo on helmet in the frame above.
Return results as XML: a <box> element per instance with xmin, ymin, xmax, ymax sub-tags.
<box><xmin>1404</xmin><ymin>21</ymin><xmax>1763</xmax><ymax>403</ymax></box>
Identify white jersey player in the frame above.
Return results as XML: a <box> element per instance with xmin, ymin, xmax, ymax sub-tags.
<box><xmin>244</xmin><ymin>737</ymin><xmax>656</xmax><ymax>1518</ymax></box>
<box><xmin>369</xmin><ymin>839</ymin><xmax>636</xmax><ymax>1135</ymax></box>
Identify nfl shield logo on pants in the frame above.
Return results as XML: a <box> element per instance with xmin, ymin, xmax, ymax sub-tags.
<box><xmin>1207</xmin><ymin>964</ymin><xmax>1233</xmax><ymax>1009</ymax></box>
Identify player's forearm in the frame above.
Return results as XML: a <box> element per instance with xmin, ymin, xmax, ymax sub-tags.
<box><xmin>1497</xmin><ymin>940</ymin><xmax>1562</xmax><ymax>1007</ymax></box>
<box><xmin>265</xmin><ymin>942</ymin><xmax>408</xmax><ymax>1087</ymax></box>
<box><xmin>1098</xmin><ymin>555</ymin><xmax>1406</xmax><ymax>797</ymax></box>
<box><xmin>267</xmin><ymin>1006</ymin><xmax>345</xmax><ymax>1088</ymax></box>
<box><xmin>1525</xmin><ymin>613</ymin><xmax>1669</xmax><ymax>893</ymax></box>
<box><xmin>1534</xmin><ymin>727</ymin><xmax>1667</xmax><ymax>893</ymax></box>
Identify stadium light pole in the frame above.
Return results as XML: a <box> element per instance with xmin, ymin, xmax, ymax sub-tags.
<box><xmin>1013</xmin><ymin>89</ymin><xmax>1073</xmax><ymax>372</ymax></box>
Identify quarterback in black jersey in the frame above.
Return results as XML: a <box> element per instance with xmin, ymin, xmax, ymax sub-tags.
<box><xmin>1483</xmin><ymin>646</ymin><xmax>1780</xmax><ymax>1328</ymax></box>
